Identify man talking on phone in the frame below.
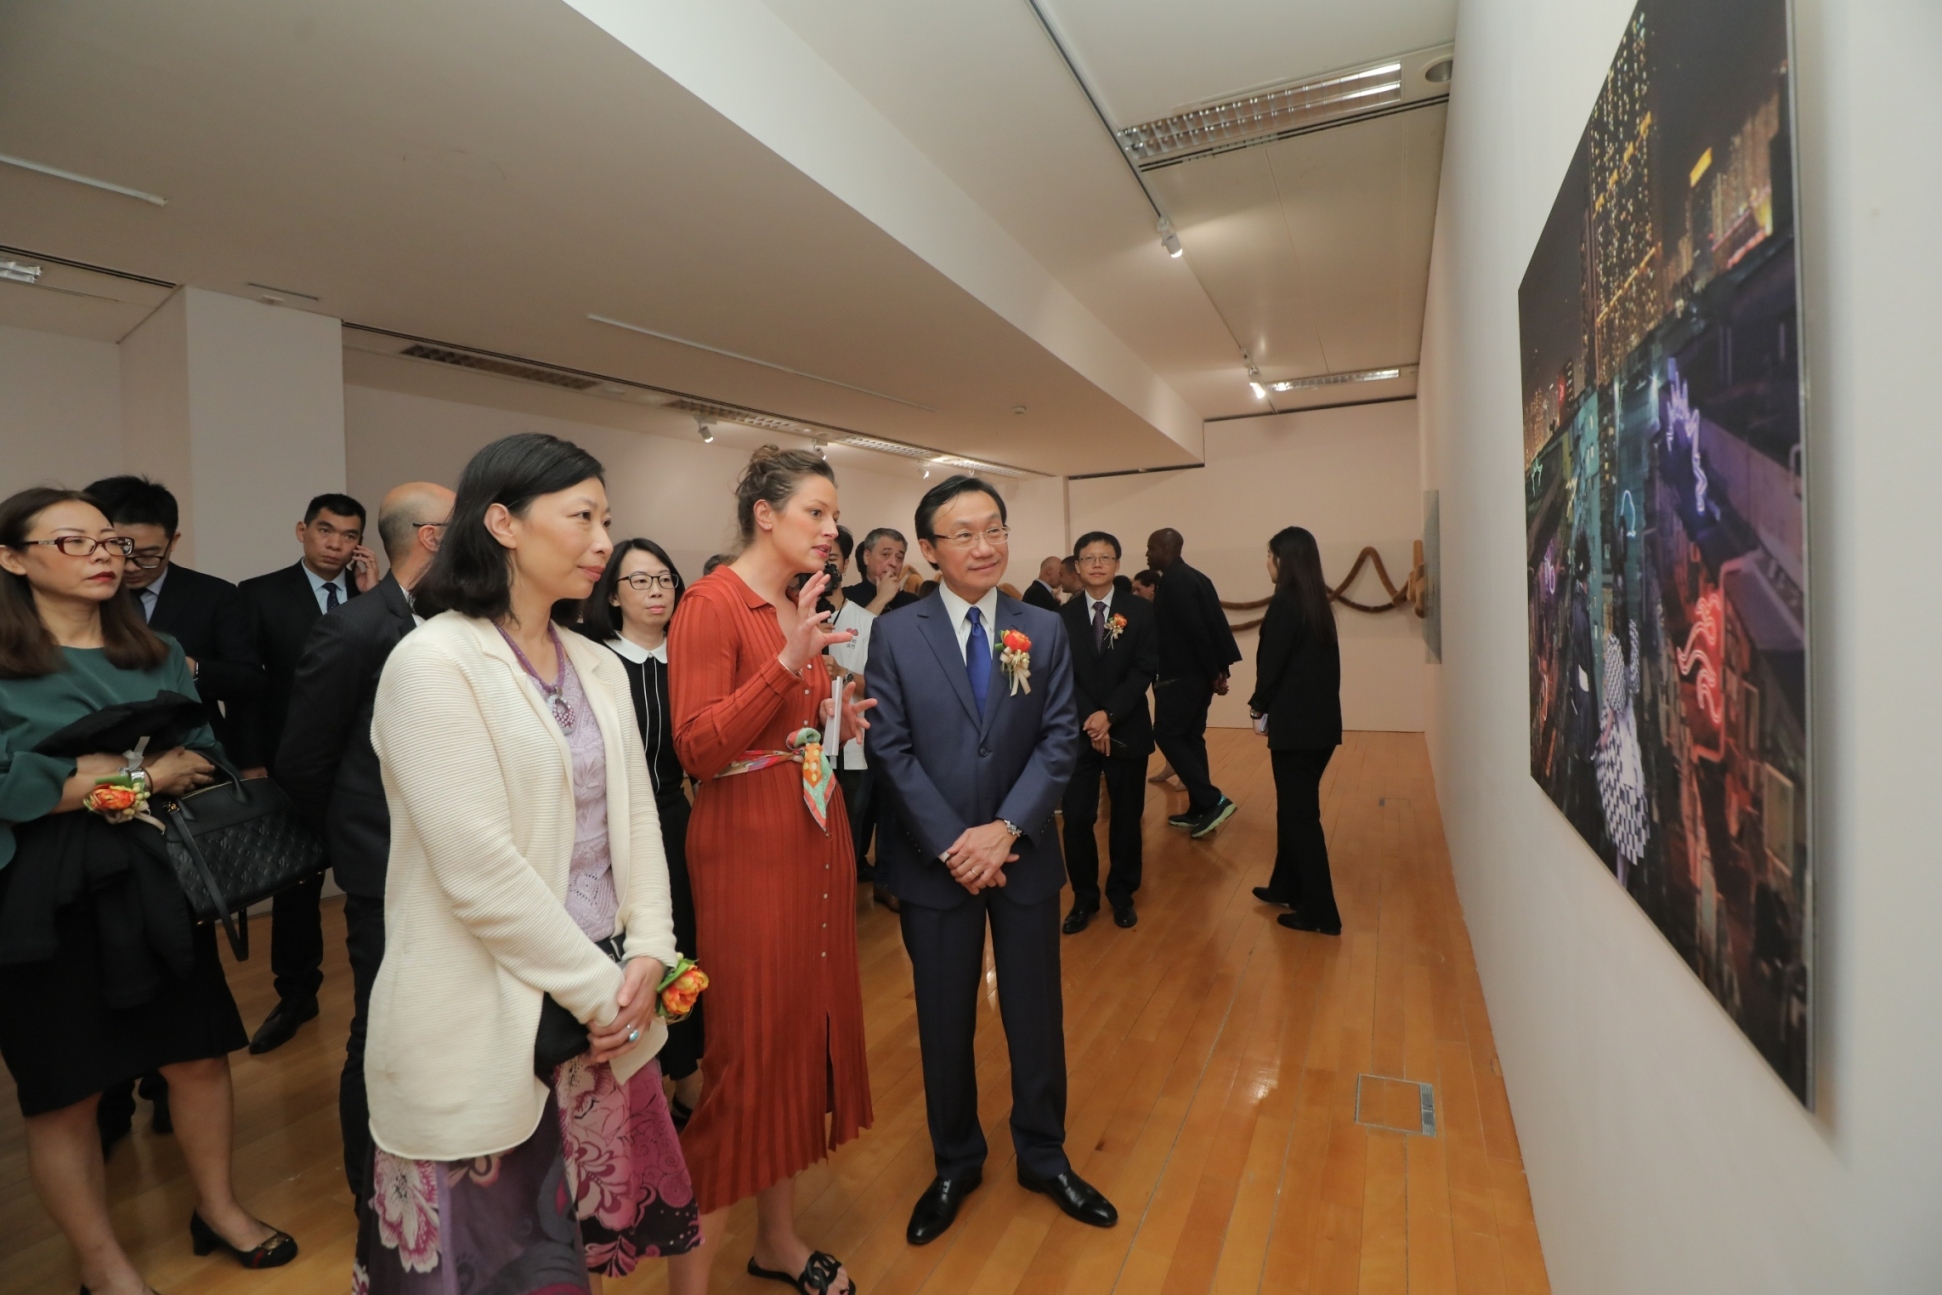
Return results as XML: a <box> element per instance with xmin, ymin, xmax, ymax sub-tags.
<box><xmin>239</xmin><ymin>492</ymin><xmax>377</xmax><ymax>1054</ymax></box>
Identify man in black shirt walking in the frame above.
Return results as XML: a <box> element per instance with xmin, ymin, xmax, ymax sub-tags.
<box><xmin>1145</xmin><ymin>528</ymin><xmax>1242</xmax><ymax>838</ymax></box>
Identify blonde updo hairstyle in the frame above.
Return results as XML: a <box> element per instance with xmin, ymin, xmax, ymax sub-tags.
<box><xmin>734</xmin><ymin>445</ymin><xmax>837</xmax><ymax>548</ymax></box>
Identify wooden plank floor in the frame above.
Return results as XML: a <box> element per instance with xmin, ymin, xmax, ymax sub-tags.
<box><xmin>0</xmin><ymin>730</ymin><xmax>1549</xmax><ymax>1294</ymax></box>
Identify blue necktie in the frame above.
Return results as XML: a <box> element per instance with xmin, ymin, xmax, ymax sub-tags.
<box><xmin>324</xmin><ymin>581</ymin><xmax>341</xmax><ymax>612</ymax></box>
<box><xmin>964</xmin><ymin>606</ymin><xmax>990</xmax><ymax>713</ymax></box>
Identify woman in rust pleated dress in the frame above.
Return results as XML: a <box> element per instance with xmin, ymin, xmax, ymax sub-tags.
<box><xmin>668</xmin><ymin>446</ymin><xmax>874</xmax><ymax>1295</ymax></box>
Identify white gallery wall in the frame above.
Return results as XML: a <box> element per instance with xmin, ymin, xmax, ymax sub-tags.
<box><xmin>1069</xmin><ymin>399</ymin><xmax>1425</xmax><ymax>732</ymax></box>
<box><xmin>344</xmin><ymin>381</ymin><xmax>1067</xmax><ymax>590</ymax></box>
<box><xmin>1419</xmin><ymin>0</ymin><xmax>1942</xmax><ymax>1289</ymax></box>
<box><xmin>0</xmin><ymin>324</ymin><xmax>121</xmax><ymax>498</ymax></box>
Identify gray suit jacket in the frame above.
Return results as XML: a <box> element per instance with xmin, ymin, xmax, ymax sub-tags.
<box><xmin>865</xmin><ymin>591</ymin><xmax>1080</xmax><ymax>910</ymax></box>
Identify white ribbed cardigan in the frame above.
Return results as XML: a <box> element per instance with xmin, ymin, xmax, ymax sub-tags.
<box><xmin>365</xmin><ymin>612</ymin><xmax>678</xmax><ymax>1161</ymax></box>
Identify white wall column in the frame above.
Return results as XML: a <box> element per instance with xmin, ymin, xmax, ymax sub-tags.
<box><xmin>119</xmin><ymin>288</ymin><xmax>346</xmax><ymax>581</ymax></box>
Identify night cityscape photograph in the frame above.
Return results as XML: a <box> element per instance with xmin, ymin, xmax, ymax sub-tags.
<box><xmin>1518</xmin><ymin>0</ymin><xmax>1810</xmax><ymax>1101</ymax></box>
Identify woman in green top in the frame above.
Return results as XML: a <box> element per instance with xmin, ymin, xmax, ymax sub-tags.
<box><xmin>0</xmin><ymin>488</ymin><xmax>298</xmax><ymax>1294</ymax></box>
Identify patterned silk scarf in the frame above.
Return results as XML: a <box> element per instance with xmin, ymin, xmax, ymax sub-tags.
<box><xmin>715</xmin><ymin>726</ymin><xmax>833</xmax><ymax>833</ymax></box>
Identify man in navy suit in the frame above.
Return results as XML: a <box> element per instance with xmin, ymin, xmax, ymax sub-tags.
<box><xmin>867</xmin><ymin>475</ymin><xmax>1117</xmax><ymax>1246</ymax></box>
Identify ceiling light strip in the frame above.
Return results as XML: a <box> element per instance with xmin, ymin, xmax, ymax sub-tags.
<box><xmin>1118</xmin><ymin>58</ymin><xmax>1444</xmax><ymax>168</ymax></box>
<box><xmin>1250</xmin><ymin>366</ymin><xmax>1412</xmax><ymax>399</ymax></box>
<box><xmin>589</xmin><ymin>314</ymin><xmax>934</xmax><ymax>412</ymax></box>
<box><xmin>0</xmin><ymin>152</ymin><xmax>167</xmax><ymax>205</ymax></box>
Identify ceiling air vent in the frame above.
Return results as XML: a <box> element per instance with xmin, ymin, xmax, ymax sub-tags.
<box><xmin>399</xmin><ymin>344</ymin><xmax>599</xmax><ymax>391</ymax></box>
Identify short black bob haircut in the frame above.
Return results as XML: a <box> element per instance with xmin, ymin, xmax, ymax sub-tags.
<box><xmin>304</xmin><ymin>493</ymin><xmax>367</xmax><ymax>527</ymax></box>
<box><xmin>414</xmin><ymin>432</ymin><xmax>605</xmax><ymax>625</ymax></box>
<box><xmin>85</xmin><ymin>475</ymin><xmax>180</xmax><ymax>536</ymax></box>
<box><xmin>1072</xmin><ymin>530</ymin><xmax>1122</xmax><ymax>560</ymax></box>
<box><xmin>835</xmin><ymin>525</ymin><xmax>855</xmax><ymax>560</ymax></box>
<box><xmin>914</xmin><ymin>474</ymin><xmax>1006</xmax><ymax>542</ymax></box>
<box><xmin>579</xmin><ymin>537</ymin><xmax>685</xmax><ymax>643</ymax></box>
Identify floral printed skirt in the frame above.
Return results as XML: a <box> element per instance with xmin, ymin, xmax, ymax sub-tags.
<box><xmin>355</xmin><ymin>1058</ymin><xmax>699</xmax><ymax>1293</ymax></box>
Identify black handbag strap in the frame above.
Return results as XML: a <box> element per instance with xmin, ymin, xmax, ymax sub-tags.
<box><xmin>166</xmin><ymin>802</ymin><xmax>251</xmax><ymax>960</ymax></box>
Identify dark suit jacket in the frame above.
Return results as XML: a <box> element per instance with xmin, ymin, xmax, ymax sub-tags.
<box><xmin>1059</xmin><ymin>589</ymin><xmax>1158</xmax><ymax>757</ymax></box>
<box><xmin>865</xmin><ymin>593</ymin><xmax>1080</xmax><ymax>910</ymax></box>
<box><xmin>273</xmin><ymin>575</ymin><xmax>415</xmax><ymax>897</ymax></box>
<box><xmin>1152</xmin><ymin>559</ymin><xmax>1242</xmax><ymax>683</ymax></box>
<box><xmin>1248</xmin><ymin>591</ymin><xmax>1343</xmax><ymax>751</ymax></box>
<box><xmin>143</xmin><ymin>563</ymin><xmax>266</xmax><ymax>767</ymax></box>
<box><xmin>239</xmin><ymin>561</ymin><xmax>360</xmax><ymax>771</ymax></box>
<box><xmin>1021</xmin><ymin>580</ymin><xmax>1062</xmax><ymax>612</ymax></box>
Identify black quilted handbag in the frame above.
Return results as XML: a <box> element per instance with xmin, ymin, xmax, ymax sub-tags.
<box><xmin>160</xmin><ymin>758</ymin><xmax>326</xmax><ymax>960</ymax></box>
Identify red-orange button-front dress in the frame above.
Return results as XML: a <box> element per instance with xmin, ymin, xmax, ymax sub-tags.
<box><xmin>668</xmin><ymin>568</ymin><xmax>872</xmax><ymax>1213</ymax></box>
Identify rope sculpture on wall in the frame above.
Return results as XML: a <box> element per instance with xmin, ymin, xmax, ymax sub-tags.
<box><xmin>1220</xmin><ymin>542</ymin><xmax>1427</xmax><ymax>632</ymax></box>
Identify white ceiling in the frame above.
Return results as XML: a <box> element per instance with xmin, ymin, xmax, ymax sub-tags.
<box><xmin>1037</xmin><ymin>0</ymin><xmax>1457</xmax><ymax>124</ymax></box>
<box><xmin>0</xmin><ymin>0</ymin><xmax>1455</xmax><ymax>469</ymax></box>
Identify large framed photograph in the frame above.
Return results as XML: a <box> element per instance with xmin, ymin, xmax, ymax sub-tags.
<box><xmin>1519</xmin><ymin>0</ymin><xmax>1810</xmax><ymax>1102</ymax></box>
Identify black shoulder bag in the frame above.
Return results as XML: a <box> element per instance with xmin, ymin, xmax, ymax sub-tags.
<box><xmin>159</xmin><ymin>757</ymin><xmax>327</xmax><ymax>959</ymax></box>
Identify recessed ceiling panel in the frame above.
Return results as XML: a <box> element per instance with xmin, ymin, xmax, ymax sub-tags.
<box><xmin>1149</xmin><ymin>102</ymin><xmax>1446</xmax><ymax>408</ymax></box>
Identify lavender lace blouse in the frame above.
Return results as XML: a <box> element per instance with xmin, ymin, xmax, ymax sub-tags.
<box><xmin>553</xmin><ymin>656</ymin><xmax>618</xmax><ymax>942</ymax></box>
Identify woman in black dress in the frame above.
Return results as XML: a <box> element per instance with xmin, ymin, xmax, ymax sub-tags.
<box><xmin>1249</xmin><ymin>525</ymin><xmax>1344</xmax><ymax>936</ymax></box>
<box><xmin>0</xmin><ymin>488</ymin><xmax>297</xmax><ymax>1295</ymax></box>
<box><xmin>582</xmin><ymin>538</ymin><xmax>705</xmax><ymax>1122</ymax></box>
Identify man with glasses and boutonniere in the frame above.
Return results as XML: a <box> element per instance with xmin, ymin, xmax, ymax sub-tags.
<box><xmin>866</xmin><ymin>476</ymin><xmax>1117</xmax><ymax>1248</ymax></box>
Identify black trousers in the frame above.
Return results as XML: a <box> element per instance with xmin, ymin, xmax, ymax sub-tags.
<box><xmin>1154</xmin><ymin>677</ymin><xmax>1223</xmax><ymax>815</ymax></box>
<box><xmin>1061</xmin><ymin>747</ymin><xmax>1147</xmax><ymax>910</ymax></box>
<box><xmin>340</xmin><ymin>891</ymin><xmax>386</xmax><ymax>1208</ymax></box>
<box><xmin>899</xmin><ymin>891</ymin><xmax>1068</xmax><ymax>1181</ymax></box>
<box><xmin>656</xmin><ymin>792</ymin><xmax>704</xmax><ymax>1083</ymax></box>
<box><xmin>1268</xmin><ymin>747</ymin><xmax>1340</xmax><ymax>928</ymax></box>
<box><xmin>837</xmin><ymin>767</ymin><xmax>877</xmax><ymax>879</ymax></box>
<box><xmin>270</xmin><ymin>869</ymin><xmax>327</xmax><ymax>1003</ymax></box>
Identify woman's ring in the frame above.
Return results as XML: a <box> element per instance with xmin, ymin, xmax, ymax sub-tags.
<box><xmin>626</xmin><ymin>1028</ymin><xmax>640</xmax><ymax>1044</ymax></box>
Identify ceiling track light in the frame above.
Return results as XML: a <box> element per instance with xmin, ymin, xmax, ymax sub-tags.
<box><xmin>695</xmin><ymin>415</ymin><xmax>715</xmax><ymax>443</ymax></box>
<box><xmin>1158</xmin><ymin>219</ymin><xmax>1184</xmax><ymax>258</ymax></box>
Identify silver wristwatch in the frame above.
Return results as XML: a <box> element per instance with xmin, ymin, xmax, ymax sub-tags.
<box><xmin>999</xmin><ymin>819</ymin><xmax>1023</xmax><ymax>839</ymax></box>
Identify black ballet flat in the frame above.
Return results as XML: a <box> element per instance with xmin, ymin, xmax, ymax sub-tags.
<box><xmin>189</xmin><ymin>1211</ymin><xmax>298</xmax><ymax>1269</ymax></box>
<box><xmin>669</xmin><ymin>1095</ymin><xmax>695</xmax><ymax>1131</ymax></box>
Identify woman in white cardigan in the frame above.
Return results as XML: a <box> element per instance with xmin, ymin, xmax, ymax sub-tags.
<box><xmin>356</xmin><ymin>434</ymin><xmax>698</xmax><ymax>1295</ymax></box>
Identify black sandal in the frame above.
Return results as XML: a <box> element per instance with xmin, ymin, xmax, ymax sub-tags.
<box><xmin>747</xmin><ymin>1249</ymin><xmax>856</xmax><ymax>1294</ymax></box>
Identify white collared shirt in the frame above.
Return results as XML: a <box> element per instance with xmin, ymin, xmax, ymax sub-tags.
<box><xmin>1086</xmin><ymin>592</ymin><xmax>1113</xmax><ymax>624</ymax></box>
<box><xmin>604</xmin><ymin>634</ymin><xmax>668</xmax><ymax>665</ymax></box>
<box><xmin>137</xmin><ymin>565</ymin><xmax>171</xmax><ymax>622</ymax></box>
<box><xmin>936</xmin><ymin>582</ymin><xmax>1002</xmax><ymax>664</ymax></box>
<box><xmin>303</xmin><ymin>562</ymin><xmax>350</xmax><ymax>615</ymax></box>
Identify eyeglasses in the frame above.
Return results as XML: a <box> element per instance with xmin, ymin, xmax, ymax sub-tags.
<box><xmin>1076</xmin><ymin>553</ymin><xmax>1117</xmax><ymax>567</ymax></box>
<box><xmin>129</xmin><ymin>547</ymin><xmax>170</xmax><ymax>570</ymax></box>
<box><xmin>18</xmin><ymin>535</ymin><xmax>135</xmax><ymax>559</ymax></box>
<box><xmin>931</xmin><ymin>524</ymin><xmax>1010</xmax><ymax>549</ymax></box>
<box><xmin>620</xmin><ymin>572</ymin><xmax>678</xmax><ymax>592</ymax></box>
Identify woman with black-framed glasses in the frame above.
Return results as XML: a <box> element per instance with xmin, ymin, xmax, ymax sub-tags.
<box><xmin>0</xmin><ymin>487</ymin><xmax>297</xmax><ymax>1295</ymax></box>
<box><xmin>580</xmin><ymin>538</ymin><xmax>706</xmax><ymax>1124</ymax></box>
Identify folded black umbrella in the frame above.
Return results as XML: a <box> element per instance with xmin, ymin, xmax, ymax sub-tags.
<box><xmin>32</xmin><ymin>691</ymin><xmax>211</xmax><ymax>760</ymax></box>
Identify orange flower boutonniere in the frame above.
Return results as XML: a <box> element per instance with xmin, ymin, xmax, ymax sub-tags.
<box><xmin>657</xmin><ymin>958</ymin><xmax>710</xmax><ymax>1023</ymax></box>
<box><xmin>1103</xmin><ymin>612</ymin><xmax>1128</xmax><ymax>648</ymax></box>
<box><xmin>999</xmin><ymin>628</ymin><xmax>1033</xmax><ymax>695</ymax></box>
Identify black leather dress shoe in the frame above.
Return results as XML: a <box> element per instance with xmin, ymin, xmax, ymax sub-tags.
<box><xmin>907</xmin><ymin>1170</ymin><xmax>982</xmax><ymax>1245</ymax></box>
<box><xmin>1112</xmin><ymin>903</ymin><xmax>1137</xmax><ymax>929</ymax></box>
<box><xmin>1277</xmin><ymin>911</ymin><xmax>1342</xmax><ymax>936</ymax></box>
<box><xmin>1017</xmin><ymin>1168</ymin><xmax>1118</xmax><ymax>1228</ymax></box>
<box><xmin>1252</xmin><ymin>886</ymin><xmax>1296</xmax><ymax>908</ymax></box>
<box><xmin>1061</xmin><ymin>905</ymin><xmax>1096</xmax><ymax>935</ymax></box>
<box><xmin>248</xmin><ymin>996</ymin><xmax>319</xmax><ymax>1055</ymax></box>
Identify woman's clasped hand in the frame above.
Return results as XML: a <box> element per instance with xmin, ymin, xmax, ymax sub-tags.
<box><xmin>587</xmin><ymin>956</ymin><xmax>666</xmax><ymax>1065</ymax></box>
